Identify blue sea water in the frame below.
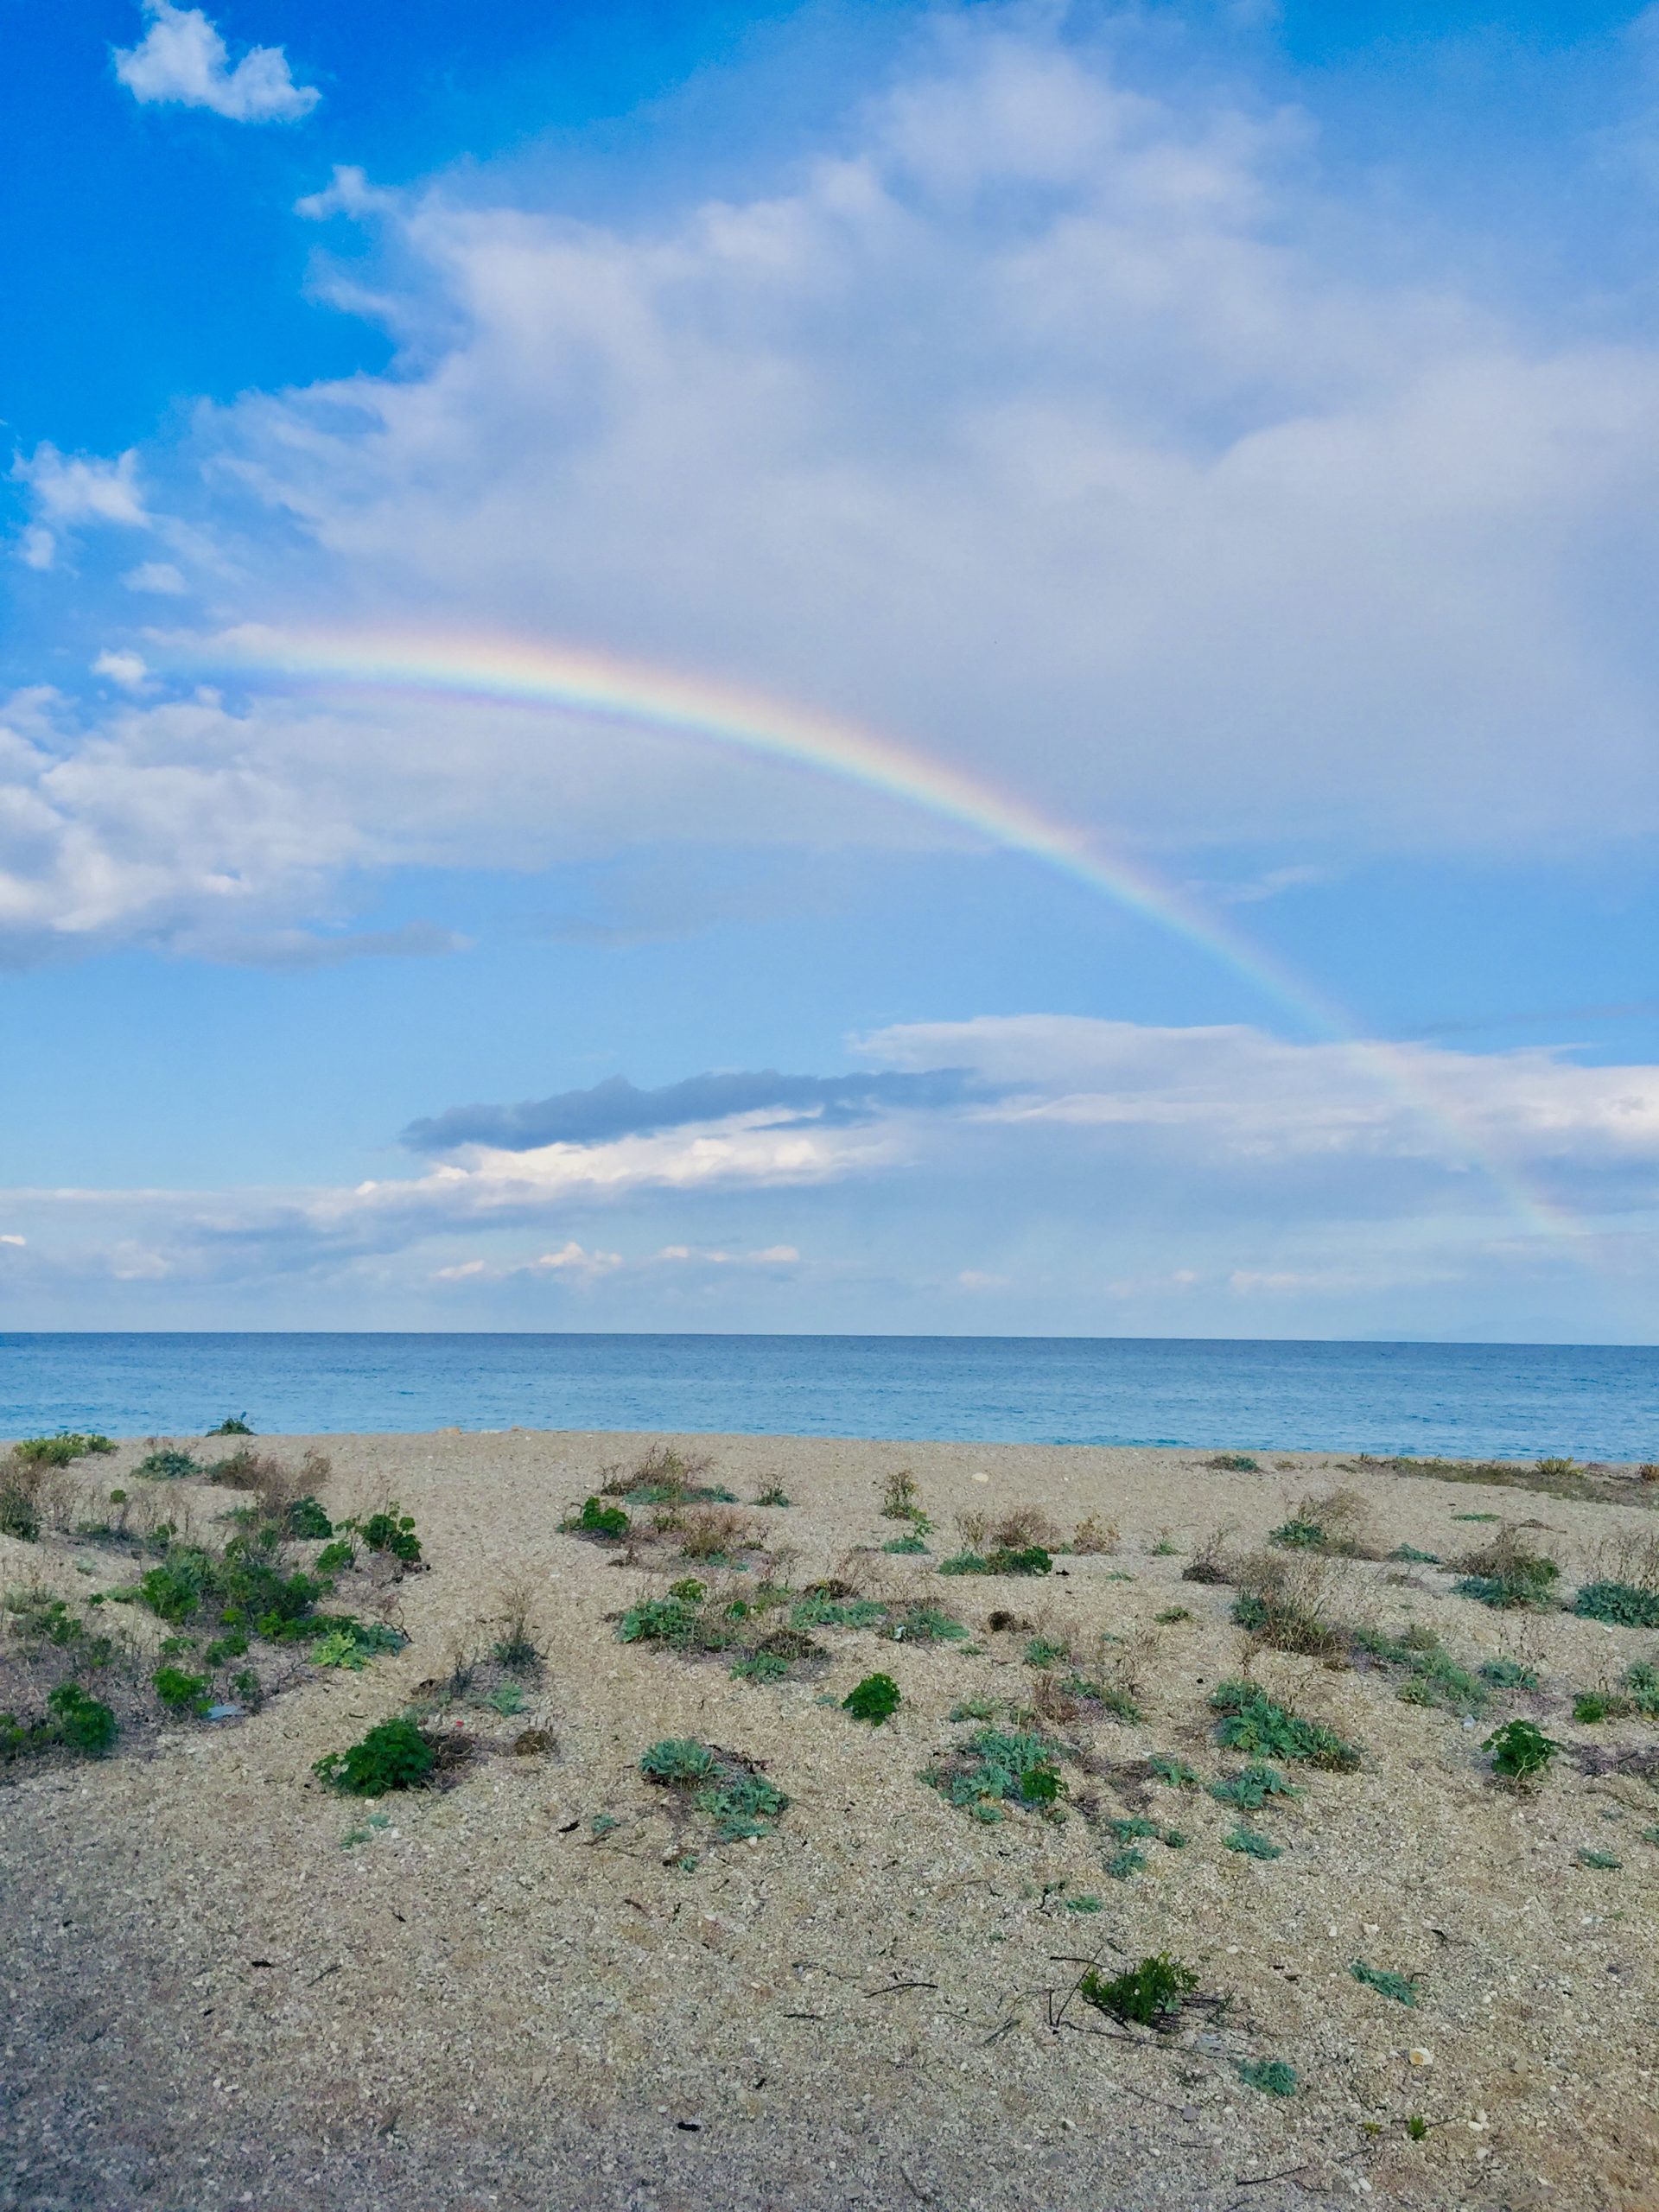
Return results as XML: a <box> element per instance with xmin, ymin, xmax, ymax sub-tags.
<box><xmin>1</xmin><ymin>1333</ymin><xmax>1655</xmax><ymax>1459</ymax></box>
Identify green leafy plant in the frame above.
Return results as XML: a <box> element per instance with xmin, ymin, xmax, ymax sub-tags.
<box><xmin>1351</xmin><ymin>1960</ymin><xmax>1417</xmax><ymax>2005</ymax></box>
<box><xmin>730</xmin><ymin>1650</ymin><xmax>791</xmax><ymax>1683</ymax></box>
<box><xmin>1148</xmin><ymin>1752</ymin><xmax>1201</xmax><ymax>1789</ymax></box>
<box><xmin>1453</xmin><ymin>1529</ymin><xmax>1559</xmax><ymax>1611</ymax></box>
<box><xmin>1478</xmin><ymin>1656</ymin><xmax>1539</xmax><ymax>1690</ymax></box>
<box><xmin>925</xmin><ymin>1726</ymin><xmax>1066</xmax><ymax>1821</ymax></box>
<box><xmin>47</xmin><ymin>1681</ymin><xmax>118</xmax><ymax>1755</ymax></box>
<box><xmin>1210</xmin><ymin>1763</ymin><xmax>1300</xmax><ymax>1810</ymax></box>
<box><xmin>1484</xmin><ymin>1717</ymin><xmax>1558</xmax><ymax>1783</ymax></box>
<box><xmin>1064</xmin><ymin>1892</ymin><xmax>1104</xmax><ymax>1913</ymax></box>
<box><xmin>1573</xmin><ymin>1690</ymin><xmax>1633</xmax><ymax>1724</ymax></box>
<box><xmin>310</xmin><ymin>1619</ymin><xmax>406</xmax><ymax>1670</ymax></box>
<box><xmin>314</xmin><ymin>1537</ymin><xmax>356</xmax><ymax>1574</ymax></box>
<box><xmin>314</xmin><ymin>1716</ymin><xmax>436</xmax><ymax>1796</ymax></box>
<box><xmin>1103</xmin><ymin>1846</ymin><xmax>1147</xmax><ymax>1878</ymax></box>
<box><xmin>881</xmin><ymin>1534</ymin><xmax>929</xmax><ymax>1554</ymax></box>
<box><xmin>152</xmin><ymin>1664</ymin><xmax>212</xmax><ymax>1713</ymax></box>
<box><xmin>1224</xmin><ymin>1824</ymin><xmax>1283</xmax><ymax>1859</ymax></box>
<box><xmin>135</xmin><ymin>1447</ymin><xmax>200</xmax><ymax>1481</ymax></box>
<box><xmin>1211</xmin><ymin>1681</ymin><xmax>1360</xmax><ymax>1771</ymax></box>
<box><xmin>639</xmin><ymin>1737</ymin><xmax>717</xmax><ymax>1784</ymax></box>
<box><xmin>1389</xmin><ymin>1544</ymin><xmax>1440</xmax><ymax>1564</ymax></box>
<box><xmin>842</xmin><ymin>1672</ymin><xmax>901</xmax><ymax>1726</ymax></box>
<box><xmin>639</xmin><ymin>1738</ymin><xmax>788</xmax><ymax>1843</ymax></box>
<box><xmin>1237</xmin><ymin>2058</ymin><xmax>1297</xmax><ymax>2097</ymax></box>
<box><xmin>1205</xmin><ymin>1454</ymin><xmax>1259</xmax><ymax>1472</ymax></box>
<box><xmin>1025</xmin><ymin>1635</ymin><xmax>1071</xmax><ymax>1668</ymax></box>
<box><xmin>1573</xmin><ymin>1582</ymin><xmax>1659</xmax><ymax>1629</ymax></box>
<box><xmin>356</xmin><ymin>1506</ymin><xmax>423</xmax><ymax>1564</ymax></box>
<box><xmin>16</xmin><ymin>1433</ymin><xmax>114</xmax><ymax>1466</ymax></box>
<box><xmin>1154</xmin><ymin>1605</ymin><xmax>1192</xmax><ymax>1624</ymax></box>
<box><xmin>285</xmin><ymin>1496</ymin><xmax>334</xmax><ymax>1540</ymax></box>
<box><xmin>753</xmin><ymin>1484</ymin><xmax>791</xmax><ymax>1507</ymax></box>
<box><xmin>1578</xmin><ymin>1847</ymin><xmax>1621</xmax><ymax>1871</ymax></box>
<box><xmin>1078</xmin><ymin>1953</ymin><xmax>1198</xmax><ymax>2028</ymax></box>
<box><xmin>207</xmin><ymin>1416</ymin><xmax>253</xmax><ymax>1436</ymax></box>
<box><xmin>1268</xmin><ymin>1517</ymin><xmax>1325</xmax><ymax>1550</ymax></box>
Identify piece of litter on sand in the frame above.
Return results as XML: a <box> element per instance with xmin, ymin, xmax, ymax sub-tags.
<box><xmin>205</xmin><ymin>1704</ymin><xmax>244</xmax><ymax>1721</ymax></box>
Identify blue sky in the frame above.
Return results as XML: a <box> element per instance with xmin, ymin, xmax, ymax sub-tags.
<box><xmin>3</xmin><ymin>0</ymin><xmax>1657</xmax><ymax>1338</ymax></box>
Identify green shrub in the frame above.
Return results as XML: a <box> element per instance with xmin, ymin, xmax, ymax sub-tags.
<box><xmin>285</xmin><ymin>1496</ymin><xmax>334</xmax><ymax>1540</ymax></box>
<box><xmin>879</xmin><ymin>1602</ymin><xmax>967</xmax><ymax>1643</ymax></box>
<box><xmin>1025</xmin><ymin>1636</ymin><xmax>1071</xmax><ymax>1668</ymax></box>
<box><xmin>207</xmin><ymin>1416</ymin><xmax>253</xmax><ymax>1435</ymax></box>
<box><xmin>1231</xmin><ymin>1587</ymin><xmax>1338</xmax><ymax>1656</ymax></box>
<box><xmin>314</xmin><ymin>1717</ymin><xmax>436</xmax><ymax>1796</ymax></box>
<box><xmin>1578</xmin><ymin>1847</ymin><xmax>1621</xmax><ymax>1871</ymax></box>
<box><xmin>153</xmin><ymin>1665</ymin><xmax>212</xmax><ymax>1713</ymax></box>
<box><xmin>356</xmin><ymin>1507</ymin><xmax>423</xmax><ymax>1564</ymax></box>
<box><xmin>48</xmin><ymin>1681</ymin><xmax>118</xmax><ymax>1756</ymax></box>
<box><xmin>1351</xmin><ymin>1961</ymin><xmax>1417</xmax><ymax>2005</ymax></box>
<box><xmin>754</xmin><ymin>1484</ymin><xmax>791</xmax><ymax>1507</ymax></box>
<box><xmin>1211</xmin><ymin>1681</ymin><xmax>1360</xmax><ymax>1771</ymax></box>
<box><xmin>843</xmin><ymin>1672</ymin><xmax>901</xmax><ymax>1726</ymax></box>
<box><xmin>730</xmin><ymin>1650</ymin><xmax>791</xmax><ymax>1683</ymax></box>
<box><xmin>938</xmin><ymin>1544</ymin><xmax>1052</xmax><ymax>1578</ymax></box>
<box><xmin>639</xmin><ymin>1737</ymin><xmax>717</xmax><ymax>1784</ymax></box>
<box><xmin>695</xmin><ymin>1769</ymin><xmax>789</xmax><ymax>1841</ymax></box>
<box><xmin>315</xmin><ymin>1538</ymin><xmax>355</xmax><ymax>1574</ymax></box>
<box><xmin>1484</xmin><ymin>1717</ymin><xmax>1558</xmax><ymax>1783</ymax></box>
<box><xmin>16</xmin><ymin>1433</ymin><xmax>114</xmax><ymax>1465</ymax></box>
<box><xmin>1205</xmin><ymin>1454</ymin><xmax>1259</xmax><ymax>1472</ymax></box>
<box><xmin>310</xmin><ymin>1619</ymin><xmax>405</xmax><ymax>1670</ymax></box>
<box><xmin>1573</xmin><ymin>1582</ymin><xmax>1659</xmax><ymax>1629</ymax></box>
<box><xmin>0</xmin><ymin>1489</ymin><xmax>39</xmax><ymax>1541</ymax></box>
<box><xmin>1224</xmin><ymin>1824</ymin><xmax>1283</xmax><ymax>1860</ymax></box>
<box><xmin>1148</xmin><ymin>1752</ymin><xmax>1201</xmax><ymax>1789</ymax></box>
<box><xmin>925</xmin><ymin>1726</ymin><xmax>1066</xmax><ymax>1820</ymax></box>
<box><xmin>1210</xmin><ymin>1763</ymin><xmax>1300</xmax><ymax>1810</ymax></box>
<box><xmin>1453</xmin><ymin>1535</ymin><xmax>1559</xmax><ymax>1611</ymax></box>
<box><xmin>881</xmin><ymin>1534</ymin><xmax>929</xmax><ymax>1554</ymax></box>
<box><xmin>1078</xmin><ymin>1953</ymin><xmax>1198</xmax><ymax>2028</ymax></box>
<box><xmin>1478</xmin><ymin>1656</ymin><xmax>1539</xmax><ymax>1690</ymax></box>
<box><xmin>1237</xmin><ymin>2058</ymin><xmax>1297</xmax><ymax>2097</ymax></box>
<box><xmin>1573</xmin><ymin>1690</ymin><xmax>1633</xmax><ymax>1724</ymax></box>
<box><xmin>1268</xmin><ymin>1518</ymin><xmax>1325</xmax><ymax>1550</ymax></box>
<box><xmin>565</xmin><ymin>1497</ymin><xmax>630</xmax><ymax>1541</ymax></box>
<box><xmin>1103</xmin><ymin>1846</ymin><xmax>1147</xmax><ymax>1878</ymax></box>
<box><xmin>135</xmin><ymin>1448</ymin><xmax>200</xmax><ymax>1481</ymax></box>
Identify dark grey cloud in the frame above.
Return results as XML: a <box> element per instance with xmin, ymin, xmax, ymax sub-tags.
<box><xmin>402</xmin><ymin>1067</ymin><xmax>991</xmax><ymax>1154</ymax></box>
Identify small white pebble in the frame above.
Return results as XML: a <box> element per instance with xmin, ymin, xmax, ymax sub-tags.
<box><xmin>1408</xmin><ymin>2048</ymin><xmax>1433</xmax><ymax>2068</ymax></box>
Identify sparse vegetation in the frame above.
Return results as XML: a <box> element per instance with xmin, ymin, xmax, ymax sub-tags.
<box><xmin>1210</xmin><ymin>1763</ymin><xmax>1300</xmax><ymax>1810</ymax></box>
<box><xmin>1071</xmin><ymin>1516</ymin><xmax>1117</xmax><ymax>1554</ymax></box>
<box><xmin>1453</xmin><ymin>1526</ymin><xmax>1560</xmax><ymax>1610</ymax></box>
<box><xmin>1205</xmin><ymin>1454</ymin><xmax>1259</xmax><ymax>1472</ymax></box>
<box><xmin>136</xmin><ymin>1447</ymin><xmax>200</xmax><ymax>1481</ymax></box>
<box><xmin>639</xmin><ymin>1738</ymin><xmax>789</xmax><ymax>1843</ymax></box>
<box><xmin>1573</xmin><ymin>1581</ymin><xmax>1659</xmax><ymax>1628</ymax></box>
<box><xmin>15</xmin><ymin>1433</ymin><xmax>114</xmax><ymax>1466</ymax></box>
<box><xmin>1148</xmin><ymin>1752</ymin><xmax>1201</xmax><ymax>1789</ymax></box>
<box><xmin>1230</xmin><ymin>1550</ymin><xmax>1343</xmax><ymax>1656</ymax></box>
<box><xmin>207</xmin><ymin>1416</ymin><xmax>253</xmax><ymax>1436</ymax></box>
<box><xmin>938</xmin><ymin>1543</ymin><xmax>1052</xmax><ymax>1577</ymax></box>
<box><xmin>1224</xmin><ymin>1823</ymin><xmax>1283</xmax><ymax>1859</ymax></box>
<box><xmin>1237</xmin><ymin>2058</ymin><xmax>1298</xmax><ymax>2097</ymax></box>
<box><xmin>754</xmin><ymin>1484</ymin><xmax>791</xmax><ymax>1507</ymax></box>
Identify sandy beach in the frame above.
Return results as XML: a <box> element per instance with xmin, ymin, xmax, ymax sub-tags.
<box><xmin>3</xmin><ymin>1427</ymin><xmax>1658</xmax><ymax>2212</ymax></box>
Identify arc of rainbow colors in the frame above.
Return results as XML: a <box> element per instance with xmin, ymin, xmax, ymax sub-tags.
<box><xmin>207</xmin><ymin>624</ymin><xmax>1576</xmax><ymax>1245</ymax></box>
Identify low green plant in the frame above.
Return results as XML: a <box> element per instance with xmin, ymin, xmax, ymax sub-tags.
<box><xmin>880</xmin><ymin>1470</ymin><xmax>923</xmax><ymax>1520</ymax></box>
<box><xmin>1573</xmin><ymin>1582</ymin><xmax>1659</xmax><ymax>1629</ymax></box>
<box><xmin>565</xmin><ymin>1497</ymin><xmax>630</xmax><ymax>1541</ymax></box>
<box><xmin>639</xmin><ymin>1737</ymin><xmax>717</xmax><ymax>1784</ymax></box>
<box><xmin>207</xmin><ymin>1416</ymin><xmax>253</xmax><ymax>1436</ymax></box>
<box><xmin>315</xmin><ymin>1537</ymin><xmax>356</xmax><ymax>1574</ymax></box>
<box><xmin>1154</xmin><ymin>1605</ymin><xmax>1192</xmax><ymax>1624</ymax></box>
<box><xmin>1454</xmin><ymin>1534</ymin><xmax>1559</xmax><ymax>1611</ymax></box>
<box><xmin>1205</xmin><ymin>1454</ymin><xmax>1259</xmax><ymax>1472</ymax></box>
<box><xmin>1078</xmin><ymin>1953</ymin><xmax>1198</xmax><ymax>2027</ymax></box>
<box><xmin>1406</xmin><ymin>2114</ymin><xmax>1429</xmax><ymax>2142</ymax></box>
<box><xmin>1484</xmin><ymin>1717</ymin><xmax>1558</xmax><ymax>1783</ymax></box>
<box><xmin>16</xmin><ymin>1433</ymin><xmax>114</xmax><ymax>1465</ymax></box>
<box><xmin>485</xmin><ymin>1681</ymin><xmax>526</xmax><ymax>1716</ymax></box>
<box><xmin>152</xmin><ymin>1664</ymin><xmax>212</xmax><ymax>1713</ymax></box>
<box><xmin>1268</xmin><ymin>1517</ymin><xmax>1325</xmax><ymax>1550</ymax></box>
<box><xmin>1064</xmin><ymin>1892</ymin><xmax>1104</xmax><ymax>1912</ymax></box>
<box><xmin>1573</xmin><ymin>1690</ymin><xmax>1633</xmax><ymax>1724</ymax></box>
<box><xmin>1211</xmin><ymin>1681</ymin><xmax>1360</xmax><ymax>1770</ymax></box>
<box><xmin>1535</xmin><ymin>1457</ymin><xmax>1577</xmax><ymax>1478</ymax></box>
<box><xmin>1625</xmin><ymin>1660</ymin><xmax>1659</xmax><ymax>1714</ymax></box>
<box><xmin>1147</xmin><ymin>1752</ymin><xmax>1201</xmax><ymax>1789</ymax></box>
<box><xmin>880</xmin><ymin>1602</ymin><xmax>967</xmax><ymax>1643</ymax></box>
<box><xmin>314</xmin><ymin>1716</ymin><xmax>436</xmax><ymax>1796</ymax></box>
<box><xmin>341</xmin><ymin>1811</ymin><xmax>392</xmax><ymax>1847</ymax></box>
<box><xmin>1210</xmin><ymin>1763</ymin><xmax>1300</xmax><ymax>1809</ymax></box>
<box><xmin>285</xmin><ymin>1496</ymin><xmax>334</xmax><ymax>1540</ymax></box>
<box><xmin>938</xmin><ymin>1545</ymin><xmax>1052</xmax><ymax>1578</ymax></box>
<box><xmin>1351</xmin><ymin>1960</ymin><xmax>1417</xmax><ymax>2005</ymax></box>
<box><xmin>1224</xmin><ymin>1824</ymin><xmax>1283</xmax><ymax>1859</ymax></box>
<box><xmin>696</xmin><ymin>1770</ymin><xmax>790</xmax><ymax>1840</ymax></box>
<box><xmin>842</xmin><ymin>1672</ymin><xmax>901</xmax><ymax>1726</ymax></box>
<box><xmin>1103</xmin><ymin>1846</ymin><xmax>1147</xmax><ymax>1878</ymax></box>
<box><xmin>47</xmin><ymin>1681</ymin><xmax>118</xmax><ymax>1755</ymax></box>
<box><xmin>753</xmin><ymin>1484</ymin><xmax>791</xmax><ymax>1507</ymax></box>
<box><xmin>1389</xmin><ymin>1544</ymin><xmax>1440</xmax><ymax>1564</ymax></box>
<box><xmin>136</xmin><ymin>1447</ymin><xmax>200</xmax><ymax>1480</ymax></box>
<box><xmin>1237</xmin><ymin>2058</ymin><xmax>1297</xmax><ymax>2097</ymax></box>
<box><xmin>925</xmin><ymin>1725</ymin><xmax>1066</xmax><ymax>1821</ymax></box>
<box><xmin>730</xmin><ymin>1650</ymin><xmax>791</xmax><ymax>1683</ymax></box>
<box><xmin>1578</xmin><ymin>1847</ymin><xmax>1621</xmax><ymax>1871</ymax></box>
<box><xmin>1478</xmin><ymin>1656</ymin><xmax>1539</xmax><ymax>1689</ymax></box>
<box><xmin>950</xmin><ymin>1696</ymin><xmax>996</xmax><ymax>1722</ymax></box>
<box><xmin>882</xmin><ymin>1534</ymin><xmax>928</xmax><ymax>1554</ymax></box>
<box><xmin>355</xmin><ymin>1506</ymin><xmax>423</xmax><ymax>1564</ymax></box>
<box><xmin>1025</xmin><ymin>1635</ymin><xmax>1071</xmax><ymax>1668</ymax></box>
<box><xmin>1452</xmin><ymin>1510</ymin><xmax>1501</xmax><ymax>1521</ymax></box>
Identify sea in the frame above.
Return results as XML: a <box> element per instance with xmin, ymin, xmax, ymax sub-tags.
<box><xmin>1</xmin><ymin>1333</ymin><xmax>1655</xmax><ymax>1460</ymax></box>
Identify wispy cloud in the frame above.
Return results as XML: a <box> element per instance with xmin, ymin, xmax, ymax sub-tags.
<box><xmin>112</xmin><ymin>3</ymin><xmax>318</xmax><ymax>123</ymax></box>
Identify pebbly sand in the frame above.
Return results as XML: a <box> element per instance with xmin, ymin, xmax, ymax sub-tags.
<box><xmin>3</xmin><ymin>1429</ymin><xmax>1658</xmax><ymax>2212</ymax></box>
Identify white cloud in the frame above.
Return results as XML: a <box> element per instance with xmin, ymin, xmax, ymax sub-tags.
<box><xmin>295</xmin><ymin>166</ymin><xmax>395</xmax><ymax>221</ymax></box>
<box><xmin>179</xmin><ymin>22</ymin><xmax>1659</xmax><ymax>857</ymax></box>
<box><xmin>12</xmin><ymin>446</ymin><xmax>149</xmax><ymax>569</ymax></box>
<box><xmin>122</xmin><ymin>561</ymin><xmax>188</xmax><ymax>595</ymax></box>
<box><xmin>113</xmin><ymin>3</ymin><xmax>318</xmax><ymax>123</ymax></box>
<box><xmin>92</xmin><ymin>650</ymin><xmax>149</xmax><ymax>691</ymax></box>
<box><xmin>0</xmin><ymin>1234</ymin><xmax>24</xmax><ymax>1248</ymax></box>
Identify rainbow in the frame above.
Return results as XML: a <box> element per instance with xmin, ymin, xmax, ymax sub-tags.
<box><xmin>204</xmin><ymin>624</ymin><xmax>1575</xmax><ymax>1244</ymax></box>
